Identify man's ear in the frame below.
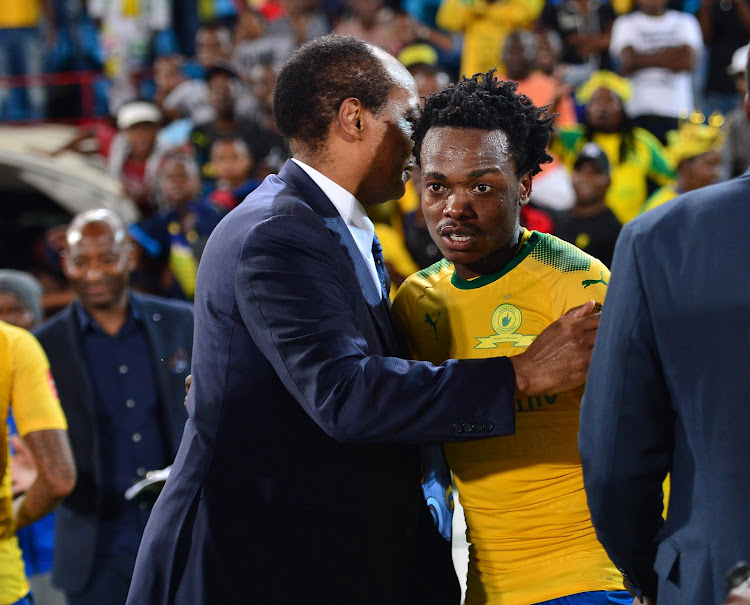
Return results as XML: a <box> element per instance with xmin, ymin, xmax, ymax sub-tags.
<box><xmin>59</xmin><ymin>249</ymin><xmax>69</xmax><ymax>276</ymax></box>
<box><xmin>126</xmin><ymin>241</ymin><xmax>137</xmax><ymax>272</ymax></box>
<box><xmin>337</xmin><ymin>97</ymin><xmax>365</xmax><ymax>141</ymax></box>
<box><xmin>519</xmin><ymin>174</ymin><xmax>532</xmax><ymax>206</ymax></box>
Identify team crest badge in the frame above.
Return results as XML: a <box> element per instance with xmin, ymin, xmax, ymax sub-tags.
<box><xmin>474</xmin><ymin>304</ymin><xmax>537</xmax><ymax>349</ymax></box>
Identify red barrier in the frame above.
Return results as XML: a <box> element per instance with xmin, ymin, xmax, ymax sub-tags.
<box><xmin>0</xmin><ymin>70</ymin><xmax>106</xmax><ymax>122</ymax></box>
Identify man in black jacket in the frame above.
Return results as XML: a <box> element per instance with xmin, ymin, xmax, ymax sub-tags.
<box><xmin>35</xmin><ymin>209</ymin><xmax>193</xmax><ymax>605</ymax></box>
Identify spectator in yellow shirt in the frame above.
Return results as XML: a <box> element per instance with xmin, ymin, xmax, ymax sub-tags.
<box><xmin>436</xmin><ymin>0</ymin><xmax>542</xmax><ymax>77</ymax></box>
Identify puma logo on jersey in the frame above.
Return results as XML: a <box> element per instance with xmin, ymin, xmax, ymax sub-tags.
<box><xmin>582</xmin><ymin>271</ymin><xmax>608</xmax><ymax>289</ymax></box>
<box><xmin>425</xmin><ymin>312</ymin><xmax>441</xmax><ymax>339</ymax></box>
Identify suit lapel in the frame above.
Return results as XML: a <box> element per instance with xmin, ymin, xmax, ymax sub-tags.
<box><xmin>279</xmin><ymin>161</ymin><xmax>381</xmax><ymax>306</ymax></box>
<box><xmin>278</xmin><ymin>161</ymin><xmax>399</xmax><ymax>353</ymax></box>
<box><xmin>131</xmin><ymin>295</ymin><xmax>179</xmax><ymax>456</ymax></box>
<box><xmin>59</xmin><ymin>306</ymin><xmax>102</xmax><ymax>485</ymax></box>
<box><xmin>320</xmin><ymin>215</ymin><xmax>382</xmax><ymax>307</ymax></box>
<box><xmin>61</xmin><ymin>306</ymin><xmax>97</xmax><ymax>422</ymax></box>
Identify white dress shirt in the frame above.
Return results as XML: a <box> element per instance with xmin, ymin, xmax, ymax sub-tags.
<box><xmin>292</xmin><ymin>159</ymin><xmax>382</xmax><ymax>296</ymax></box>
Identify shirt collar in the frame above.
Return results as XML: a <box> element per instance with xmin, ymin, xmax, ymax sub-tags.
<box><xmin>74</xmin><ymin>293</ymin><xmax>141</xmax><ymax>333</ymax></box>
<box><xmin>291</xmin><ymin>158</ymin><xmax>374</xmax><ymax>234</ymax></box>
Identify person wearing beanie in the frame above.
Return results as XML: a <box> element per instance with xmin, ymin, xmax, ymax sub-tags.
<box><xmin>0</xmin><ymin>270</ymin><xmax>44</xmax><ymax>331</ymax></box>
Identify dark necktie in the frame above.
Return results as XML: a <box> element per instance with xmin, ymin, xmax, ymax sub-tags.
<box><xmin>371</xmin><ymin>234</ymin><xmax>389</xmax><ymax>302</ymax></box>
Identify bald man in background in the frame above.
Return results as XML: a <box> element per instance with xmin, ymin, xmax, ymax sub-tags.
<box><xmin>34</xmin><ymin>210</ymin><xmax>193</xmax><ymax>605</ymax></box>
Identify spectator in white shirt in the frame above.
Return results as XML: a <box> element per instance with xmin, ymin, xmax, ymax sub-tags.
<box><xmin>609</xmin><ymin>0</ymin><xmax>703</xmax><ymax>144</ymax></box>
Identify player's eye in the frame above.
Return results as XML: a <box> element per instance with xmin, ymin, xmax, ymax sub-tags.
<box><xmin>426</xmin><ymin>183</ymin><xmax>444</xmax><ymax>193</ymax></box>
<box><xmin>474</xmin><ymin>183</ymin><xmax>491</xmax><ymax>193</ymax></box>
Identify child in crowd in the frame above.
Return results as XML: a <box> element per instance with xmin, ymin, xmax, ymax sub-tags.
<box><xmin>204</xmin><ymin>137</ymin><xmax>262</xmax><ymax>213</ymax></box>
<box><xmin>130</xmin><ymin>154</ymin><xmax>222</xmax><ymax>299</ymax></box>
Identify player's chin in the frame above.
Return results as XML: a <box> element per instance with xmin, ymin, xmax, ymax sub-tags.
<box><xmin>439</xmin><ymin>246</ymin><xmax>482</xmax><ymax>266</ymax></box>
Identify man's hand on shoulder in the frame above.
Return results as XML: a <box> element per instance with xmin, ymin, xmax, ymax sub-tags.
<box><xmin>511</xmin><ymin>301</ymin><xmax>599</xmax><ymax>397</ymax></box>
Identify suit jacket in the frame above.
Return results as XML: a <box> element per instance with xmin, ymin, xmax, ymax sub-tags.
<box><xmin>127</xmin><ymin>160</ymin><xmax>518</xmax><ymax>605</ymax></box>
<box><xmin>579</xmin><ymin>174</ymin><xmax>750</xmax><ymax>605</ymax></box>
<box><xmin>34</xmin><ymin>292</ymin><xmax>193</xmax><ymax>594</ymax></box>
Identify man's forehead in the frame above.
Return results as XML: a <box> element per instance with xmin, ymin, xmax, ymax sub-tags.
<box><xmin>68</xmin><ymin>221</ymin><xmax>125</xmax><ymax>248</ymax></box>
<box><xmin>421</xmin><ymin>127</ymin><xmax>517</xmax><ymax>173</ymax></box>
<box><xmin>423</xmin><ymin>127</ymin><xmax>511</xmax><ymax>154</ymax></box>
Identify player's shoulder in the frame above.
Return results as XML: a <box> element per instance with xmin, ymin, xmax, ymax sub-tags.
<box><xmin>0</xmin><ymin>320</ymin><xmax>44</xmax><ymax>360</ymax></box>
<box><xmin>525</xmin><ymin>231</ymin><xmax>601</xmax><ymax>270</ymax></box>
<box><xmin>394</xmin><ymin>258</ymin><xmax>453</xmax><ymax>305</ymax></box>
<box><xmin>0</xmin><ymin>320</ymin><xmax>32</xmax><ymax>345</ymax></box>
<box><xmin>522</xmin><ymin>233</ymin><xmax>609</xmax><ymax>312</ymax></box>
<box><xmin>524</xmin><ymin>231</ymin><xmax>609</xmax><ymax>282</ymax></box>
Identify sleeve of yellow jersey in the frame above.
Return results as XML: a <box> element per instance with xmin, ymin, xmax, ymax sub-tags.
<box><xmin>8</xmin><ymin>326</ymin><xmax>67</xmax><ymax>436</ymax></box>
<box><xmin>553</xmin><ymin>256</ymin><xmax>610</xmax><ymax>319</ymax></box>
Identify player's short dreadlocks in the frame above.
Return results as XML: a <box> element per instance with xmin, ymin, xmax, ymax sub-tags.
<box><xmin>412</xmin><ymin>71</ymin><xmax>555</xmax><ymax>176</ymax></box>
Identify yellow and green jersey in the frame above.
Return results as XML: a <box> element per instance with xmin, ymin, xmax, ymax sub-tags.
<box><xmin>0</xmin><ymin>322</ymin><xmax>68</xmax><ymax>605</ymax></box>
<box><xmin>641</xmin><ymin>183</ymin><xmax>679</xmax><ymax>214</ymax></box>
<box><xmin>392</xmin><ymin>230</ymin><xmax>620</xmax><ymax>605</ymax></box>
<box><xmin>553</xmin><ymin>126</ymin><xmax>674</xmax><ymax>224</ymax></box>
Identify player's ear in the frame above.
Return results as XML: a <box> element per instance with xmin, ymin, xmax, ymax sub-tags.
<box><xmin>519</xmin><ymin>174</ymin><xmax>532</xmax><ymax>207</ymax></box>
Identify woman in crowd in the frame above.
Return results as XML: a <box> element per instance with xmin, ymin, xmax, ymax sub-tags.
<box><xmin>553</xmin><ymin>70</ymin><xmax>674</xmax><ymax>223</ymax></box>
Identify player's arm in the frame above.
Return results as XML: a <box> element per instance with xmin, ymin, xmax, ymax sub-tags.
<box><xmin>10</xmin><ymin>329</ymin><xmax>76</xmax><ymax>530</ymax></box>
<box><xmin>13</xmin><ymin>429</ymin><xmax>76</xmax><ymax>530</ymax></box>
<box><xmin>620</xmin><ymin>44</ymin><xmax>696</xmax><ymax>74</ymax></box>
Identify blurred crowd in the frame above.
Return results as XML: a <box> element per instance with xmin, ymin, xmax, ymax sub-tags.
<box><xmin>2</xmin><ymin>0</ymin><xmax>750</xmax><ymax>603</ymax></box>
<box><xmin>0</xmin><ymin>0</ymin><xmax>748</xmax><ymax>311</ymax></box>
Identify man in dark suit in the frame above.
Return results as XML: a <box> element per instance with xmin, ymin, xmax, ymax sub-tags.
<box><xmin>579</xmin><ymin>48</ymin><xmax>750</xmax><ymax>605</ymax></box>
<box><xmin>35</xmin><ymin>209</ymin><xmax>193</xmax><ymax>605</ymax></box>
<box><xmin>128</xmin><ymin>35</ymin><xmax>600</xmax><ymax>605</ymax></box>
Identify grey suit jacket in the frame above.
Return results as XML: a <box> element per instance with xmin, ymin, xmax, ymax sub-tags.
<box><xmin>580</xmin><ymin>174</ymin><xmax>750</xmax><ymax>604</ymax></box>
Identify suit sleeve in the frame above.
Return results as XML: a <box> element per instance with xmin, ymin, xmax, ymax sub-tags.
<box><xmin>235</xmin><ymin>213</ymin><xmax>516</xmax><ymax>445</ymax></box>
<box><xmin>578</xmin><ymin>223</ymin><xmax>674</xmax><ymax>598</ymax></box>
<box><xmin>391</xmin><ymin>279</ymin><xmax>419</xmax><ymax>359</ymax></box>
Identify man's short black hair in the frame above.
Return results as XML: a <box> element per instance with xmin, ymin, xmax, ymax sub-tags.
<box><xmin>273</xmin><ymin>35</ymin><xmax>393</xmax><ymax>152</ymax></box>
<box><xmin>412</xmin><ymin>71</ymin><xmax>555</xmax><ymax>176</ymax></box>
